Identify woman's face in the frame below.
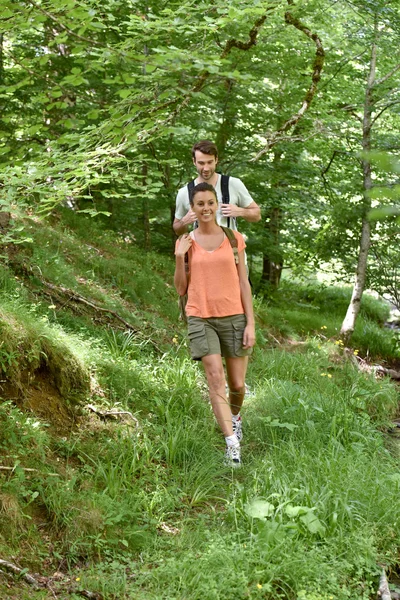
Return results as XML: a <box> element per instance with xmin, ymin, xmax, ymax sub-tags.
<box><xmin>191</xmin><ymin>190</ymin><xmax>218</xmax><ymax>224</ymax></box>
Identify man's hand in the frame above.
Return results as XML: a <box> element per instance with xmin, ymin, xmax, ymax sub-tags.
<box><xmin>219</xmin><ymin>203</ymin><xmax>244</xmax><ymax>218</ymax></box>
<box><xmin>219</xmin><ymin>201</ymin><xmax>261</xmax><ymax>222</ymax></box>
<box><xmin>173</xmin><ymin>209</ymin><xmax>197</xmax><ymax>235</ymax></box>
<box><xmin>182</xmin><ymin>209</ymin><xmax>197</xmax><ymax>226</ymax></box>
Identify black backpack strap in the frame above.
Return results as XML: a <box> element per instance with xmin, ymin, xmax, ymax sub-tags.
<box><xmin>220</xmin><ymin>174</ymin><xmax>231</xmax><ymax>228</ymax></box>
<box><xmin>221</xmin><ymin>226</ymin><xmax>239</xmax><ymax>265</ymax></box>
<box><xmin>186</xmin><ymin>180</ymin><xmax>198</xmax><ymax>229</ymax></box>
<box><xmin>187</xmin><ymin>179</ymin><xmax>195</xmax><ymax>200</ymax></box>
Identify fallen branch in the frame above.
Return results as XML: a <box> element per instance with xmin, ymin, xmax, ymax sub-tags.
<box><xmin>377</xmin><ymin>569</ymin><xmax>392</xmax><ymax>600</ymax></box>
<box><xmin>19</xmin><ymin>263</ymin><xmax>162</xmax><ymax>352</ymax></box>
<box><xmin>75</xmin><ymin>590</ymin><xmax>104</xmax><ymax>600</ymax></box>
<box><xmin>348</xmin><ymin>352</ymin><xmax>400</xmax><ymax>382</ymax></box>
<box><xmin>374</xmin><ymin>365</ymin><xmax>400</xmax><ymax>381</ymax></box>
<box><xmin>41</xmin><ymin>279</ymin><xmax>140</xmax><ymax>332</ymax></box>
<box><xmin>0</xmin><ymin>558</ymin><xmax>105</xmax><ymax>599</ymax></box>
<box><xmin>0</xmin><ymin>558</ymin><xmax>40</xmax><ymax>589</ymax></box>
<box><xmin>86</xmin><ymin>404</ymin><xmax>139</xmax><ymax>430</ymax></box>
<box><xmin>0</xmin><ymin>465</ymin><xmax>60</xmax><ymax>476</ymax></box>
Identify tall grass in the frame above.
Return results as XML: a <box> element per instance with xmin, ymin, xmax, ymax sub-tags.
<box><xmin>1</xmin><ymin>214</ymin><xmax>400</xmax><ymax>599</ymax></box>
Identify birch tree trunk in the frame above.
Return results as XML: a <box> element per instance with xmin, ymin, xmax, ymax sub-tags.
<box><xmin>340</xmin><ymin>39</ymin><xmax>376</xmax><ymax>341</ymax></box>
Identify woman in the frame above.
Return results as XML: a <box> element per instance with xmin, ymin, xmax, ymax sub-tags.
<box><xmin>174</xmin><ymin>182</ymin><xmax>256</xmax><ymax>466</ymax></box>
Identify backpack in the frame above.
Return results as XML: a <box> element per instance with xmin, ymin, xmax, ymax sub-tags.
<box><xmin>187</xmin><ymin>174</ymin><xmax>234</xmax><ymax>229</ymax></box>
<box><xmin>178</xmin><ymin>226</ymin><xmax>239</xmax><ymax>324</ymax></box>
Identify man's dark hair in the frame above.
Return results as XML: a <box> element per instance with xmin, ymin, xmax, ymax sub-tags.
<box><xmin>189</xmin><ymin>182</ymin><xmax>217</xmax><ymax>206</ymax></box>
<box><xmin>191</xmin><ymin>140</ymin><xmax>218</xmax><ymax>159</ymax></box>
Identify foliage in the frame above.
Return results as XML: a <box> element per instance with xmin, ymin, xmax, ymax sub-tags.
<box><xmin>1</xmin><ymin>0</ymin><xmax>398</xmax><ymax>293</ymax></box>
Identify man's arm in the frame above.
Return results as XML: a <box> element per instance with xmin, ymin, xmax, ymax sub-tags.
<box><xmin>173</xmin><ymin>187</ymin><xmax>198</xmax><ymax>236</ymax></box>
<box><xmin>219</xmin><ymin>177</ymin><xmax>261</xmax><ymax>223</ymax></box>
<box><xmin>220</xmin><ymin>201</ymin><xmax>261</xmax><ymax>222</ymax></box>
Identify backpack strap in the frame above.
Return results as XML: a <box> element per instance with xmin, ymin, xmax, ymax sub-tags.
<box><xmin>186</xmin><ymin>180</ymin><xmax>198</xmax><ymax>229</ymax></box>
<box><xmin>221</xmin><ymin>226</ymin><xmax>239</xmax><ymax>265</ymax></box>
<box><xmin>220</xmin><ymin>174</ymin><xmax>231</xmax><ymax>228</ymax></box>
<box><xmin>187</xmin><ymin>179</ymin><xmax>195</xmax><ymax>200</ymax></box>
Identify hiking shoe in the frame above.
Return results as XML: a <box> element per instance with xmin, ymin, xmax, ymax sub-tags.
<box><xmin>232</xmin><ymin>415</ymin><xmax>243</xmax><ymax>443</ymax></box>
<box><xmin>225</xmin><ymin>444</ymin><xmax>241</xmax><ymax>467</ymax></box>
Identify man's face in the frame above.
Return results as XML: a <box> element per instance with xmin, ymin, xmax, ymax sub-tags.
<box><xmin>193</xmin><ymin>151</ymin><xmax>218</xmax><ymax>181</ymax></box>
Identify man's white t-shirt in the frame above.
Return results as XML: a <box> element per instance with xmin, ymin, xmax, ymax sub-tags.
<box><xmin>175</xmin><ymin>174</ymin><xmax>254</xmax><ymax>231</ymax></box>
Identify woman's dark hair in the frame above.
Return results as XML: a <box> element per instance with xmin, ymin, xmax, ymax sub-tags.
<box><xmin>189</xmin><ymin>182</ymin><xmax>217</xmax><ymax>206</ymax></box>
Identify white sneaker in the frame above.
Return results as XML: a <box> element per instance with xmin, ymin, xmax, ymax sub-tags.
<box><xmin>225</xmin><ymin>444</ymin><xmax>241</xmax><ymax>467</ymax></box>
<box><xmin>232</xmin><ymin>415</ymin><xmax>243</xmax><ymax>442</ymax></box>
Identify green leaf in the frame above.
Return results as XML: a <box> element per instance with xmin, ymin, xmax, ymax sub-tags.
<box><xmin>118</xmin><ymin>89</ymin><xmax>132</xmax><ymax>99</ymax></box>
<box><xmin>299</xmin><ymin>511</ymin><xmax>326</xmax><ymax>536</ymax></box>
<box><xmin>262</xmin><ymin>417</ymin><xmax>298</xmax><ymax>431</ymax></box>
<box><xmin>285</xmin><ymin>505</ymin><xmax>310</xmax><ymax>518</ymax></box>
<box><xmin>245</xmin><ymin>499</ymin><xmax>275</xmax><ymax>519</ymax></box>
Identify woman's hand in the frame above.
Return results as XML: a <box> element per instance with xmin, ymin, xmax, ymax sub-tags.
<box><xmin>175</xmin><ymin>233</ymin><xmax>192</xmax><ymax>257</ymax></box>
<box><xmin>243</xmin><ymin>324</ymin><xmax>256</xmax><ymax>349</ymax></box>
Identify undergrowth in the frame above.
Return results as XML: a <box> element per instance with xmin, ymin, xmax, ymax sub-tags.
<box><xmin>0</xmin><ymin>212</ymin><xmax>400</xmax><ymax>600</ymax></box>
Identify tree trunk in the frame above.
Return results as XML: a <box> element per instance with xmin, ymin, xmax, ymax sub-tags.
<box><xmin>0</xmin><ymin>33</ymin><xmax>4</xmax><ymax>85</ymax></box>
<box><xmin>261</xmin><ymin>149</ymin><xmax>284</xmax><ymax>289</ymax></box>
<box><xmin>261</xmin><ymin>206</ymin><xmax>283</xmax><ymax>288</ymax></box>
<box><xmin>340</xmin><ymin>39</ymin><xmax>376</xmax><ymax>341</ymax></box>
<box><xmin>142</xmin><ymin>163</ymin><xmax>151</xmax><ymax>251</ymax></box>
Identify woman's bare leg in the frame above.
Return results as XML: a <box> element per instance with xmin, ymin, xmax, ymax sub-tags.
<box><xmin>201</xmin><ymin>354</ymin><xmax>233</xmax><ymax>437</ymax></box>
<box><xmin>225</xmin><ymin>356</ymin><xmax>248</xmax><ymax>416</ymax></box>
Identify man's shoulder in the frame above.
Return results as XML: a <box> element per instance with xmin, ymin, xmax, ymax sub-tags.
<box><xmin>176</xmin><ymin>183</ymin><xmax>191</xmax><ymax>199</ymax></box>
<box><xmin>226</xmin><ymin>175</ymin><xmax>245</xmax><ymax>187</ymax></box>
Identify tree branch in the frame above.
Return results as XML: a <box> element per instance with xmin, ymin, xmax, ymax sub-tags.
<box><xmin>371</xmin><ymin>99</ymin><xmax>400</xmax><ymax>126</ymax></box>
<box><xmin>375</xmin><ymin>62</ymin><xmax>400</xmax><ymax>86</ymax></box>
<box><xmin>25</xmin><ymin>0</ymin><xmax>102</xmax><ymax>46</ymax></box>
<box><xmin>220</xmin><ymin>12</ymin><xmax>271</xmax><ymax>59</ymax></box>
<box><xmin>139</xmin><ymin>9</ymin><xmax>274</xmax><ymax>139</ymax></box>
<box><xmin>252</xmin><ymin>8</ymin><xmax>325</xmax><ymax>161</ymax></box>
<box><xmin>319</xmin><ymin>50</ymin><xmax>368</xmax><ymax>92</ymax></box>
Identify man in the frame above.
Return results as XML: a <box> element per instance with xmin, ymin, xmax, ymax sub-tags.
<box><xmin>173</xmin><ymin>140</ymin><xmax>261</xmax><ymax>236</ymax></box>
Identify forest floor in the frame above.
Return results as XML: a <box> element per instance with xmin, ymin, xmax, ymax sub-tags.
<box><xmin>1</xmin><ymin>209</ymin><xmax>400</xmax><ymax>600</ymax></box>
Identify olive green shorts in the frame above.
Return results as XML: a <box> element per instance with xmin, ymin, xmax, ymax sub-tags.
<box><xmin>187</xmin><ymin>314</ymin><xmax>253</xmax><ymax>361</ymax></box>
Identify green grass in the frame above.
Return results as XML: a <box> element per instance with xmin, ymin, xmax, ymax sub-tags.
<box><xmin>255</xmin><ymin>282</ymin><xmax>399</xmax><ymax>362</ymax></box>
<box><xmin>1</xmin><ymin>212</ymin><xmax>400</xmax><ymax>599</ymax></box>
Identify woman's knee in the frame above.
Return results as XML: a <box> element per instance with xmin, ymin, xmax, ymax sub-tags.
<box><xmin>204</xmin><ymin>365</ymin><xmax>225</xmax><ymax>390</ymax></box>
<box><xmin>229</xmin><ymin>382</ymin><xmax>245</xmax><ymax>394</ymax></box>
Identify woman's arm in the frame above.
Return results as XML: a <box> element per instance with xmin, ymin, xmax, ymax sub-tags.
<box><xmin>174</xmin><ymin>234</ymin><xmax>192</xmax><ymax>296</ymax></box>
<box><xmin>237</xmin><ymin>251</ymin><xmax>256</xmax><ymax>349</ymax></box>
